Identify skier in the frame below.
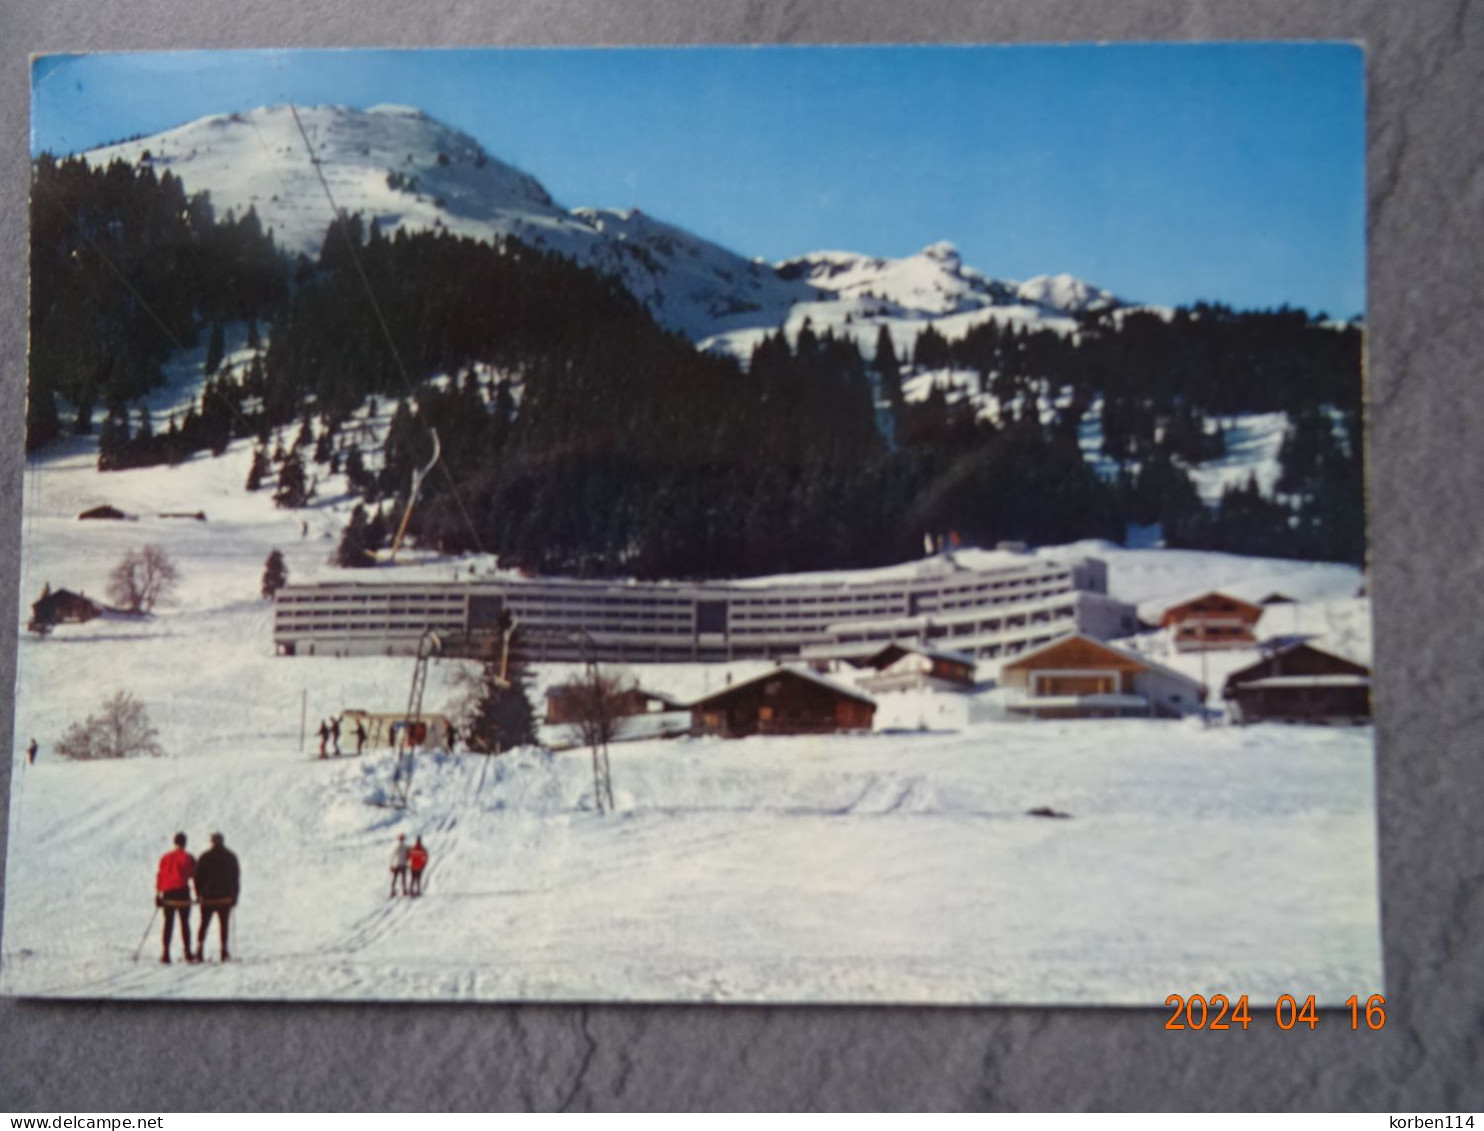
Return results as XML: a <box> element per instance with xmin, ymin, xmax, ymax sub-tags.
<box><xmin>408</xmin><ymin>836</ymin><xmax>430</xmax><ymax>897</ymax></box>
<box><xmin>389</xmin><ymin>833</ymin><xmax>410</xmax><ymax>898</ymax></box>
<box><xmin>155</xmin><ymin>832</ymin><xmax>197</xmax><ymax>964</ymax></box>
<box><xmin>194</xmin><ymin>832</ymin><xmax>240</xmax><ymax>962</ymax></box>
<box><xmin>330</xmin><ymin>715</ymin><xmax>342</xmax><ymax>757</ymax></box>
<box><xmin>355</xmin><ymin>720</ymin><xmax>367</xmax><ymax>757</ymax></box>
<box><xmin>317</xmin><ymin>719</ymin><xmax>330</xmax><ymax>759</ymax></box>
<box><xmin>26</xmin><ymin>738</ymin><xmax>37</xmax><ymax>765</ymax></box>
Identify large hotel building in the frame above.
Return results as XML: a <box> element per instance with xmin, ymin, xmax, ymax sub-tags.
<box><xmin>272</xmin><ymin>550</ymin><xmax>1137</xmax><ymax>663</ymax></box>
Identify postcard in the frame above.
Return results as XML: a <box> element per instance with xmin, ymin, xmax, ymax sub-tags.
<box><xmin>3</xmin><ymin>44</ymin><xmax>1379</xmax><ymax>1005</ymax></box>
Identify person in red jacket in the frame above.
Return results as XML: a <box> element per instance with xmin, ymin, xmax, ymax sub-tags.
<box><xmin>407</xmin><ymin>836</ymin><xmax>430</xmax><ymax>897</ymax></box>
<box><xmin>155</xmin><ymin>831</ymin><xmax>197</xmax><ymax>964</ymax></box>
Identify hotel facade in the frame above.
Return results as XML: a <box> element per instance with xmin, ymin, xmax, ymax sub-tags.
<box><xmin>272</xmin><ymin>552</ymin><xmax>1137</xmax><ymax>663</ymax></box>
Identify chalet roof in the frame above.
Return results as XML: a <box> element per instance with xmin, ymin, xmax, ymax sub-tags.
<box><xmin>77</xmin><ymin>504</ymin><xmax>127</xmax><ymax>520</ymax></box>
<box><xmin>1158</xmin><ymin>590</ymin><xmax>1265</xmax><ymax>625</ymax></box>
<box><xmin>546</xmin><ymin>683</ymin><xmax>683</xmax><ymax>707</ymax></box>
<box><xmin>1001</xmin><ymin>632</ymin><xmax>1148</xmax><ymax>673</ymax></box>
<box><xmin>33</xmin><ymin>587</ymin><xmax>98</xmax><ymax>608</ymax></box>
<box><xmin>1001</xmin><ymin>633</ymin><xmax>1202</xmax><ymax>690</ymax></box>
<box><xmin>1223</xmin><ymin>642</ymin><xmax>1372</xmax><ymax>691</ymax></box>
<box><xmin>689</xmin><ymin>665</ymin><xmax>876</xmax><ymax>710</ymax></box>
<box><xmin>862</xmin><ymin>641</ymin><xmax>978</xmax><ymax>669</ymax></box>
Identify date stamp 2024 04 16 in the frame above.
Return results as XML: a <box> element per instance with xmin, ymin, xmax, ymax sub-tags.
<box><xmin>1164</xmin><ymin>993</ymin><xmax>1388</xmax><ymax>1031</ymax></box>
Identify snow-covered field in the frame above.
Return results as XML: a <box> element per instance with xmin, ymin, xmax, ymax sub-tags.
<box><xmin>2</xmin><ymin>413</ymin><xmax>1381</xmax><ymax>1004</ymax></box>
<box><xmin>4</xmin><ymin>720</ymin><xmax>1379</xmax><ymax>1004</ymax></box>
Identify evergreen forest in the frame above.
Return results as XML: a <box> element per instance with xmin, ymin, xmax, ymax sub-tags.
<box><xmin>28</xmin><ymin>155</ymin><xmax>1367</xmax><ymax>575</ymax></box>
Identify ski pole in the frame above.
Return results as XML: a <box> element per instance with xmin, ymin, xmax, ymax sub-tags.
<box><xmin>132</xmin><ymin>904</ymin><xmax>160</xmax><ymax>963</ymax></box>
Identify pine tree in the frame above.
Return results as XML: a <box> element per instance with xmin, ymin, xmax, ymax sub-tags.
<box><xmin>464</xmin><ymin>652</ymin><xmax>537</xmax><ymax>754</ymax></box>
<box><xmin>274</xmin><ymin>450</ymin><xmax>309</xmax><ymax>509</ymax></box>
<box><xmin>873</xmin><ymin>325</ymin><xmax>904</xmax><ymax>419</ymax></box>
<box><xmin>344</xmin><ymin>444</ymin><xmax>371</xmax><ymax>495</ymax></box>
<box><xmin>336</xmin><ymin>504</ymin><xmax>375</xmax><ymax>567</ymax></box>
<box><xmin>261</xmin><ymin>549</ymin><xmax>288</xmax><ymax>598</ymax></box>
<box><xmin>313</xmin><ymin>426</ymin><xmax>332</xmax><ymax>464</ymax></box>
<box><xmin>246</xmin><ymin>448</ymin><xmax>268</xmax><ymax>491</ymax></box>
<box><xmin>73</xmin><ymin>387</ymin><xmax>95</xmax><ymax>436</ymax></box>
<box><xmin>204</xmin><ymin>320</ymin><xmax>225</xmax><ymax>376</ymax></box>
<box><xmin>26</xmin><ymin>386</ymin><xmax>61</xmax><ymax>452</ymax></box>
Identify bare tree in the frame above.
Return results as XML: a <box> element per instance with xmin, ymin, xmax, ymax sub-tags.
<box><xmin>107</xmin><ymin>545</ymin><xmax>181</xmax><ymax>614</ymax></box>
<box><xmin>55</xmin><ymin>690</ymin><xmax>165</xmax><ymax>760</ymax></box>
<box><xmin>562</xmin><ymin>666</ymin><xmax>636</xmax><ymax>751</ymax></box>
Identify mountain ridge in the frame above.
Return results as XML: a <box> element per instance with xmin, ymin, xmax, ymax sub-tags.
<box><xmin>79</xmin><ymin>103</ymin><xmax>1126</xmax><ymax>355</ymax></box>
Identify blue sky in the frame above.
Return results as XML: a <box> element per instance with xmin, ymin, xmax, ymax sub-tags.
<box><xmin>32</xmin><ymin>45</ymin><xmax>1365</xmax><ymax>316</ymax></box>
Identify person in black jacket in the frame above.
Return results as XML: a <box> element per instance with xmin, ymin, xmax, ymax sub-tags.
<box><xmin>194</xmin><ymin>832</ymin><xmax>240</xmax><ymax>962</ymax></box>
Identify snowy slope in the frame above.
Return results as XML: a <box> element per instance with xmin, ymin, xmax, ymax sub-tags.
<box><xmin>79</xmin><ymin>105</ymin><xmax>1120</xmax><ymax>352</ymax></box>
<box><xmin>2</xmin><ymin>380</ymin><xmax>1381</xmax><ymax>1004</ymax></box>
<box><xmin>3</xmin><ymin>717</ymin><xmax>1380</xmax><ymax>1004</ymax></box>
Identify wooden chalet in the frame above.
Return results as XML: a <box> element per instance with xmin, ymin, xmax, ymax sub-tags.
<box><xmin>1159</xmin><ymin>591</ymin><xmax>1265</xmax><ymax>653</ymax></box>
<box><xmin>29</xmin><ymin>585</ymin><xmax>102</xmax><ymax>627</ymax></box>
<box><xmin>999</xmin><ymin>633</ymin><xmax>1204</xmax><ymax>719</ymax></box>
<box><xmin>78</xmin><ymin>504</ymin><xmax>128</xmax><ymax>521</ymax></box>
<box><xmin>856</xmin><ymin>642</ymin><xmax>977</xmax><ymax>694</ymax></box>
<box><xmin>545</xmin><ymin>684</ymin><xmax>684</xmax><ymax>725</ymax></box>
<box><xmin>1222</xmin><ymin>643</ymin><xmax>1371</xmax><ymax>725</ymax></box>
<box><xmin>690</xmin><ymin>667</ymin><xmax>876</xmax><ymax>738</ymax></box>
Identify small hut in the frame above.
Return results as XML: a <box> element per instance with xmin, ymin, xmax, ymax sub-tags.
<box><xmin>78</xmin><ymin>504</ymin><xmax>128</xmax><ymax>521</ymax></box>
<box><xmin>30</xmin><ymin>585</ymin><xmax>102</xmax><ymax>627</ymax></box>
<box><xmin>1222</xmin><ymin>643</ymin><xmax>1371</xmax><ymax>725</ymax></box>
<box><xmin>856</xmin><ymin>642</ymin><xmax>977</xmax><ymax>693</ymax></box>
<box><xmin>338</xmin><ymin>710</ymin><xmax>454</xmax><ymax>751</ymax></box>
<box><xmin>690</xmin><ymin>667</ymin><xmax>875</xmax><ymax>738</ymax></box>
<box><xmin>545</xmin><ymin>684</ymin><xmax>683</xmax><ymax>725</ymax></box>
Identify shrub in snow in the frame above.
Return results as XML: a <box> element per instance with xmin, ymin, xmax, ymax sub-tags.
<box><xmin>107</xmin><ymin>545</ymin><xmax>181</xmax><ymax>615</ymax></box>
<box><xmin>56</xmin><ymin>691</ymin><xmax>165</xmax><ymax>760</ymax></box>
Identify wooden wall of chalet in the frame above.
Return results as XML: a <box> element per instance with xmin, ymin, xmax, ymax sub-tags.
<box><xmin>1229</xmin><ymin>683</ymin><xmax>1370</xmax><ymax>724</ymax></box>
<box><xmin>33</xmin><ymin>589</ymin><xmax>101</xmax><ymax>624</ymax></box>
<box><xmin>692</xmin><ymin>672</ymin><xmax>874</xmax><ymax>738</ymax></box>
<box><xmin>546</xmin><ymin>687</ymin><xmax>666</xmax><ymax>725</ymax></box>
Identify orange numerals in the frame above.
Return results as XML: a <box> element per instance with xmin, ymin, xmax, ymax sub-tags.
<box><xmin>1345</xmin><ymin>994</ymin><xmax>1387</xmax><ymax>1029</ymax></box>
<box><xmin>1167</xmin><ymin>993</ymin><xmax>1384</xmax><ymax>1030</ymax></box>
<box><xmin>1163</xmin><ymin>993</ymin><xmax>1252</xmax><ymax>1030</ymax></box>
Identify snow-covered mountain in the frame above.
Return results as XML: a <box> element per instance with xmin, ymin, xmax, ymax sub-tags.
<box><xmin>80</xmin><ymin>104</ymin><xmax>1123</xmax><ymax>355</ymax></box>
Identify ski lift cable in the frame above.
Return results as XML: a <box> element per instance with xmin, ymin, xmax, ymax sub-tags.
<box><xmin>285</xmin><ymin>104</ymin><xmax>487</xmax><ymax>558</ymax></box>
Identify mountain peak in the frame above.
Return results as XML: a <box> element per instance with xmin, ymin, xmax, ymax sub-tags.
<box><xmin>920</xmin><ymin>240</ymin><xmax>961</xmax><ymax>266</ymax></box>
<box><xmin>1016</xmin><ymin>273</ymin><xmax>1120</xmax><ymax>314</ymax></box>
<box><xmin>76</xmin><ymin>103</ymin><xmax>1123</xmax><ymax>353</ymax></box>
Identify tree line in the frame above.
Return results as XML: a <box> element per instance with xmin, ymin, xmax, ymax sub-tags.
<box><xmin>29</xmin><ymin>153</ymin><xmax>1366</xmax><ymax>570</ymax></box>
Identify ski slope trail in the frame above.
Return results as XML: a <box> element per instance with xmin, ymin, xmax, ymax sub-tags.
<box><xmin>4</xmin><ymin>724</ymin><xmax>1381</xmax><ymax>1003</ymax></box>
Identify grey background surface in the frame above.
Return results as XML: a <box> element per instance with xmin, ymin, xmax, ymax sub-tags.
<box><xmin>0</xmin><ymin>0</ymin><xmax>1480</xmax><ymax>1113</ymax></box>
